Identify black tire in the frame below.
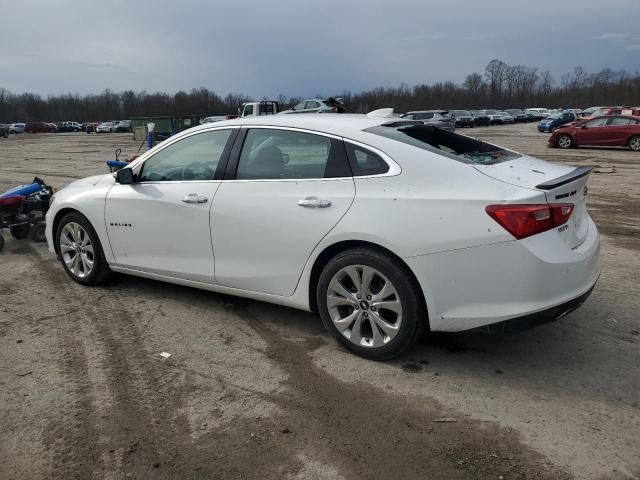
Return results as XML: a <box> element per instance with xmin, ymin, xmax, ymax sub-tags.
<box><xmin>30</xmin><ymin>223</ymin><xmax>46</xmax><ymax>243</ymax></box>
<box><xmin>556</xmin><ymin>134</ymin><xmax>573</xmax><ymax>149</ymax></box>
<box><xmin>56</xmin><ymin>212</ymin><xmax>112</xmax><ymax>286</ymax></box>
<box><xmin>10</xmin><ymin>224</ymin><xmax>29</xmax><ymax>239</ymax></box>
<box><xmin>317</xmin><ymin>247</ymin><xmax>426</xmax><ymax>360</ymax></box>
<box><xmin>628</xmin><ymin>136</ymin><xmax>640</xmax><ymax>152</ymax></box>
<box><xmin>0</xmin><ymin>233</ymin><xmax>4</xmax><ymax>252</ymax></box>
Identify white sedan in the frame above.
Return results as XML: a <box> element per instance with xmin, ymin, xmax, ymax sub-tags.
<box><xmin>46</xmin><ymin>114</ymin><xmax>600</xmax><ymax>359</ymax></box>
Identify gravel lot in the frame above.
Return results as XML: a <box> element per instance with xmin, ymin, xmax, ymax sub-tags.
<box><xmin>0</xmin><ymin>125</ymin><xmax>638</xmax><ymax>480</ymax></box>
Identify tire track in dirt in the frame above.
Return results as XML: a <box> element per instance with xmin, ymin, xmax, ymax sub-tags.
<box><xmin>210</xmin><ymin>301</ymin><xmax>576</xmax><ymax>480</ymax></box>
<box><xmin>28</xmin><ymin>247</ymin><xmax>193</xmax><ymax>479</ymax></box>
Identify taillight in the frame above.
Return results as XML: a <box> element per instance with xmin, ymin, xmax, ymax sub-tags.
<box><xmin>486</xmin><ymin>204</ymin><xmax>574</xmax><ymax>239</ymax></box>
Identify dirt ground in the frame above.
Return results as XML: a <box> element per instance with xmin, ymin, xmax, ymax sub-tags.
<box><xmin>0</xmin><ymin>125</ymin><xmax>638</xmax><ymax>480</ymax></box>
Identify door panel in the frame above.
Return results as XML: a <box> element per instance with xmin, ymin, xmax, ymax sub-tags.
<box><xmin>104</xmin><ymin>128</ymin><xmax>235</xmax><ymax>283</ymax></box>
<box><xmin>106</xmin><ymin>181</ymin><xmax>220</xmax><ymax>283</ymax></box>
<box><xmin>211</xmin><ymin>179</ymin><xmax>354</xmax><ymax>295</ymax></box>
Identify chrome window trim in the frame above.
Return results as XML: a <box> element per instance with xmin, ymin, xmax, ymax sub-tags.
<box><xmin>219</xmin><ymin>125</ymin><xmax>401</xmax><ymax>182</ymax></box>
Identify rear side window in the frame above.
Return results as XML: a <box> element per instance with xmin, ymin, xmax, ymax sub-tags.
<box><xmin>607</xmin><ymin>117</ymin><xmax>635</xmax><ymax>126</ymax></box>
<box><xmin>414</xmin><ymin>112</ymin><xmax>434</xmax><ymax>120</ymax></box>
<box><xmin>365</xmin><ymin>124</ymin><xmax>521</xmax><ymax>165</ymax></box>
<box><xmin>344</xmin><ymin>143</ymin><xmax>389</xmax><ymax>176</ymax></box>
<box><xmin>236</xmin><ymin>129</ymin><xmax>351</xmax><ymax>180</ymax></box>
<box><xmin>243</xmin><ymin>104</ymin><xmax>254</xmax><ymax>116</ymax></box>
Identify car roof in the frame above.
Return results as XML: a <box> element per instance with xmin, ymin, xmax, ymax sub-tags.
<box><xmin>405</xmin><ymin>110</ymin><xmax>447</xmax><ymax>113</ymax></box>
<box><xmin>186</xmin><ymin>113</ymin><xmax>393</xmax><ymax>138</ymax></box>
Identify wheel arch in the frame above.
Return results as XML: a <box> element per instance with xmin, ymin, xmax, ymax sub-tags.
<box><xmin>307</xmin><ymin>239</ymin><xmax>430</xmax><ymax>330</ymax></box>
<box><xmin>51</xmin><ymin>207</ymin><xmax>82</xmax><ymax>255</ymax></box>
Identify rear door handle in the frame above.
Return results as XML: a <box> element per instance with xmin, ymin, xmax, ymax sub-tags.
<box><xmin>182</xmin><ymin>193</ymin><xmax>208</xmax><ymax>204</ymax></box>
<box><xmin>297</xmin><ymin>197</ymin><xmax>331</xmax><ymax>209</ymax></box>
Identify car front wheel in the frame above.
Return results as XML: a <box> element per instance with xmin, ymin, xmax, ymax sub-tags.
<box><xmin>557</xmin><ymin>134</ymin><xmax>573</xmax><ymax>149</ymax></box>
<box><xmin>317</xmin><ymin>248</ymin><xmax>425</xmax><ymax>360</ymax></box>
<box><xmin>56</xmin><ymin>212</ymin><xmax>112</xmax><ymax>285</ymax></box>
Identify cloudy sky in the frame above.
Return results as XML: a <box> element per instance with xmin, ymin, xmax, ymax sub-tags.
<box><xmin>0</xmin><ymin>0</ymin><xmax>638</xmax><ymax>98</ymax></box>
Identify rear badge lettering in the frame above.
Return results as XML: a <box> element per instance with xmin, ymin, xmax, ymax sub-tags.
<box><xmin>555</xmin><ymin>190</ymin><xmax>577</xmax><ymax>200</ymax></box>
<box><xmin>558</xmin><ymin>224</ymin><xmax>569</xmax><ymax>232</ymax></box>
<box><xmin>110</xmin><ymin>222</ymin><xmax>132</xmax><ymax>227</ymax></box>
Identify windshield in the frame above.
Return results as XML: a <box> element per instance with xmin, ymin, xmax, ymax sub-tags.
<box><xmin>365</xmin><ymin>124</ymin><xmax>521</xmax><ymax>165</ymax></box>
<box><xmin>453</xmin><ymin>110</ymin><xmax>471</xmax><ymax>116</ymax></box>
<box><xmin>548</xmin><ymin>113</ymin><xmax>561</xmax><ymax>119</ymax></box>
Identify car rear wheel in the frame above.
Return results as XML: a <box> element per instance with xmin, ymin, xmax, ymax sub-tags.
<box><xmin>557</xmin><ymin>134</ymin><xmax>573</xmax><ymax>149</ymax></box>
<box><xmin>56</xmin><ymin>212</ymin><xmax>112</xmax><ymax>286</ymax></box>
<box><xmin>628</xmin><ymin>136</ymin><xmax>640</xmax><ymax>151</ymax></box>
<box><xmin>317</xmin><ymin>248</ymin><xmax>426</xmax><ymax>360</ymax></box>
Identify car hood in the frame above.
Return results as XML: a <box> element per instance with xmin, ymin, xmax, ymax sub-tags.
<box><xmin>65</xmin><ymin>174</ymin><xmax>113</xmax><ymax>189</ymax></box>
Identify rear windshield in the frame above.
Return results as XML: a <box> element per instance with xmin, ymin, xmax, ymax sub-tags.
<box><xmin>364</xmin><ymin>124</ymin><xmax>521</xmax><ymax>165</ymax></box>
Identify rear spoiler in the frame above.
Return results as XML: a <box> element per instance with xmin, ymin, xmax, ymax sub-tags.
<box><xmin>535</xmin><ymin>166</ymin><xmax>592</xmax><ymax>190</ymax></box>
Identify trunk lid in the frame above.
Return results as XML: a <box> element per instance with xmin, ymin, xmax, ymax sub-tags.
<box><xmin>475</xmin><ymin>156</ymin><xmax>592</xmax><ymax>248</ymax></box>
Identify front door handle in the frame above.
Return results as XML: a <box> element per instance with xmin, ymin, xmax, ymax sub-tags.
<box><xmin>182</xmin><ymin>193</ymin><xmax>208</xmax><ymax>204</ymax></box>
<box><xmin>297</xmin><ymin>197</ymin><xmax>332</xmax><ymax>209</ymax></box>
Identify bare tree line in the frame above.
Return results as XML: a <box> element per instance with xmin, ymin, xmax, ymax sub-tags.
<box><xmin>0</xmin><ymin>59</ymin><xmax>638</xmax><ymax>122</ymax></box>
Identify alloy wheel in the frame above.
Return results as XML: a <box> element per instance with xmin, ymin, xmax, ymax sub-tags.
<box><xmin>557</xmin><ymin>135</ymin><xmax>572</xmax><ymax>148</ymax></box>
<box><xmin>629</xmin><ymin>137</ymin><xmax>640</xmax><ymax>151</ymax></box>
<box><xmin>326</xmin><ymin>265</ymin><xmax>403</xmax><ymax>348</ymax></box>
<box><xmin>59</xmin><ymin>222</ymin><xmax>94</xmax><ymax>278</ymax></box>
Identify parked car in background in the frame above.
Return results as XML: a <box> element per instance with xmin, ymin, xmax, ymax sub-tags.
<box><xmin>45</xmin><ymin>113</ymin><xmax>600</xmax><ymax>360</ymax></box>
<box><xmin>497</xmin><ymin>111</ymin><xmax>515</xmax><ymax>124</ymax></box>
<box><xmin>524</xmin><ymin>111</ymin><xmax>538</xmax><ymax>122</ymax></box>
<box><xmin>579</xmin><ymin>106</ymin><xmax>604</xmax><ymax>118</ymax></box>
<box><xmin>280</xmin><ymin>97</ymin><xmax>345</xmax><ymax>114</ymax></box>
<box><xmin>9</xmin><ymin>123</ymin><xmax>25</xmax><ymax>133</ymax></box>
<box><xmin>47</xmin><ymin>123</ymin><xmax>59</xmax><ymax>132</ymax></box>
<box><xmin>58</xmin><ymin>121</ymin><xmax>83</xmax><ymax>132</ymax></box>
<box><xmin>471</xmin><ymin>110</ymin><xmax>491</xmax><ymax>126</ymax></box>
<box><xmin>0</xmin><ymin>124</ymin><xmax>9</xmax><ymax>138</ymax></box>
<box><xmin>450</xmin><ymin>110</ymin><xmax>475</xmax><ymax>128</ymax></box>
<box><xmin>116</xmin><ymin>120</ymin><xmax>132</xmax><ymax>133</ymax></box>
<box><xmin>549</xmin><ymin>115</ymin><xmax>640</xmax><ymax>150</ymax></box>
<box><xmin>401</xmin><ymin>110</ymin><xmax>456</xmax><ymax>131</ymax></box>
<box><xmin>482</xmin><ymin>110</ymin><xmax>506</xmax><ymax>125</ymax></box>
<box><xmin>538</xmin><ymin>111</ymin><xmax>578</xmax><ymax>133</ymax></box>
<box><xmin>526</xmin><ymin>108</ymin><xmax>549</xmax><ymax>119</ymax></box>
<box><xmin>24</xmin><ymin>122</ymin><xmax>57</xmax><ymax>133</ymax></box>
<box><xmin>96</xmin><ymin>122</ymin><xmax>115</xmax><ymax>133</ymax></box>
<box><xmin>506</xmin><ymin>109</ymin><xmax>528</xmax><ymax>122</ymax></box>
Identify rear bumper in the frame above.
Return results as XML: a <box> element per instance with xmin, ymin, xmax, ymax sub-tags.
<box><xmin>467</xmin><ymin>282</ymin><xmax>596</xmax><ymax>334</ymax></box>
<box><xmin>405</xmin><ymin>216</ymin><xmax>601</xmax><ymax>332</ymax></box>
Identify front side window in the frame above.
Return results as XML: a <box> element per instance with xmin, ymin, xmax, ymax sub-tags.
<box><xmin>139</xmin><ymin>129</ymin><xmax>232</xmax><ymax>182</ymax></box>
<box><xmin>243</xmin><ymin>104</ymin><xmax>254</xmax><ymax>116</ymax></box>
<box><xmin>305</xmin><ymin>101</ymin><xmax>320</xmax><ymax>109</ymax></box>
<box><xmin>414</xmin><ymin>112</ymin><xmax>435</xmax><ymax>120</ymax></box>
<box><xmin>236</xmin><ymin>129</ymin><xmax>350</xmax><ymax>180</ymax></box>
<box><xmin>292</xmin><ymin>102</ymin><xmax>306</xmax><ymax>111</ymax></box>
<box><xmin>585</xmin><ymin>118</ymin><xmax>607</xmax><ymax>128</ymax></box>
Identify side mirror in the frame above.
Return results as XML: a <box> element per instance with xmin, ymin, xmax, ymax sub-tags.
<box><xmin>116</xmin><ymin>167</ymin><xmax>134</xmax><ymax>184</ymax></box>
<box><xmin>580</xmin><ymin>125</ymin><xmax>587</xmax><ymax>129</ymax></box>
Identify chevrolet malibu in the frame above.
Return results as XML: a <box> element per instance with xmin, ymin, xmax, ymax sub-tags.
<box><xmin>46</xmin><ymin>114</ymin><xmax>600</xmax><ymax>360</ymax></box>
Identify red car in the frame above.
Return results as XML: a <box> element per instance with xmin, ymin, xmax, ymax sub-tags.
<box><xmin>549</xmin><ymin>115</ymin><xmax>640</xmax><ymax>151</ymax></box>
<box><xmin>24</xmin><ymin>122</ymin><xmax>57</xmax><ymax>133</ymax></box>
